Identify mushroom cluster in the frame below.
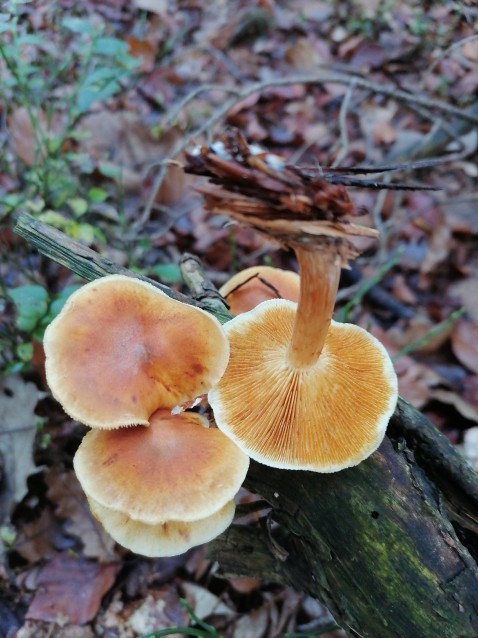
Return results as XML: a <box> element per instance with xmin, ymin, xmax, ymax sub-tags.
<box><xmin>44</xmin><ymin>274</ymin><xmax>249</xmax><ymax>556</ymax></box>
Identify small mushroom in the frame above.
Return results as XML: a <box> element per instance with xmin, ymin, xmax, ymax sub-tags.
<box><xmin>88</xmin><ymin>497</ymin><xmax>235</xmax><ymax>558</ymax></box>
<box><xmin>74</xmin><ymin>409</ymin><xmax>250</xmax><ymax>524</ymax></box>
<box><xmin>209</xmin><ymin>248</ymin><xmax>398</xmax><ymax>472</ymax></box>
<box><xmin>44</xmin><ymin>275</ymin><xmax>229</xmax><ymax>429</ymax></box>
<box><xmin>220</xmin><ymin>266</ymin><xmax>300</xmax><ymax>314</ymax></box>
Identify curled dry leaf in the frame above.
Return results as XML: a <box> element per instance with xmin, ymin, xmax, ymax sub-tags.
<box><xmin>25</xmin><ymin>552</ymin><xmax>119</xmax><ymax>625</ymax></box>
<box><xmin>44</xmin><ymin>466</ymin><xmax>117</xmax><ymax>562</ymax></box>
<box><xmin>0</xmin><ymin>376</ymin><xmax>44</xmax><ymax>510</ymax></box>
<box><xmin>452</xmin><ymin>321</ymin><xmax>478</xmax><ymax>374</ymax></box>
<box><xmin>128</xmin><ymin>589</ymin><xmax>189</xmax><ymax>635</ymax></box>
<box><xmin>462</xmin><ymin>427</ymin><xmax>478</xmax><ymax>471</ymax></box>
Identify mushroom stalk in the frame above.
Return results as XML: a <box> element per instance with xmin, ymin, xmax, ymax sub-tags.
<box><xmin>287</xmin><ymin>247</ymin><xmax>341</xmax><ymax>368</ymax></box>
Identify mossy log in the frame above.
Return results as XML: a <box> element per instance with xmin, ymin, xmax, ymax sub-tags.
<box><xmin>13</xmin><ymin>212</ymin><xmax>478</xmax><ymax>637</ymax></box>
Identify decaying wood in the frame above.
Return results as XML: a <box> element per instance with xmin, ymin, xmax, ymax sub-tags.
<box><xmin>13</xmin><ymin>211</ymin><xmax>478</xmax><ymax>637</ymax></box>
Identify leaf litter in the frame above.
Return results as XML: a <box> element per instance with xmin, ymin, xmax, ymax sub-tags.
<box><xmin>1</xmin><ymin>0</ymin><xmax>477</xmax><ymax>636</ymax></box>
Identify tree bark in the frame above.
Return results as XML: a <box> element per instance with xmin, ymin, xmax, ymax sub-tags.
<box><xmin>13</xmin><ymin>212</ymin><xmax>478</xmax><ymax>637</ymax></box>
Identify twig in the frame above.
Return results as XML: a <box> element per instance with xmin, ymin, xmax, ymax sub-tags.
<box><xmin>424</xmin><ymin>33</ymin><xmax>478</xmax><ymax>84</ymax></box>
<box><xmin>139</xmin><ymin>72</ymin><xmax>478</xmax><ymax>224</ymax></box>
<box><xmin>332</xmin><ymin>78</ymin><xmax>357</xmax><ymax>167</ymax></box>
<box><xmin>13</xmin><ymin>212</ymin><xmax>193</xmax><ymax>306</ymax></box>
<box><xmin>179</xmin><ymin>253</ymin><xmax>231</xmax><ymax>324</ymax></box>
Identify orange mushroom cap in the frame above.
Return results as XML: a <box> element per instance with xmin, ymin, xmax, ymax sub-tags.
<box><xmin>44</xmin><ymin>275</ymin><xmax>229</xmax><ymax>429</ymax></box>
<box><xmin>88</xmin><ymin>496</ymin><xmax>235</xmax><ymax>558</ymax></box>
<box><xmin>74</xmin><ymin>409</ymin><xmax>250</xmax><ymax>524</ymax></box>
<box><xmin>220</xmin><ymin>266</ymin><xmax>300</xmax><ymax>314</ymax></box>
<box><xmin>209</xmin><ymin>300</ymin><xmax>398</xmax><ymax>472</ymax></box>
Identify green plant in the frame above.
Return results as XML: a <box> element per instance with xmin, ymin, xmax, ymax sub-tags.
<box><xmin>0</xmin><ymin>1</ymin><xmax>139</xmax><ymax>236</ymax></box>
<box><xmin>2</xmin><ymin>282</ymin><xmax>81</xmax><ymax>374</ymax></box>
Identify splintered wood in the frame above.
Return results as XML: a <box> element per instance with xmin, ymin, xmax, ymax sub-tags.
<box><xmin>184</xmin><ymin>128</ymin><xmax>379</xmax><ymax>265</ymax></box>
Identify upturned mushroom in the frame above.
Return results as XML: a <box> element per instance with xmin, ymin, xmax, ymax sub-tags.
<box><xmin>209</xmin><ymin>246</ymin><xmax>398</xmax><ymax>471</ymax></box>
<box><xmin>220</xmin><ymin>265</ymin><xmax>300</xmax><ymax>314</ymax></box>
<box><xmin>186</xmin><ymin>132</ymin><xmax>399</xmax><ymax>472</ymax></box>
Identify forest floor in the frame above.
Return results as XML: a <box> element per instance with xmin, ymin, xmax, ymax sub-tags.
<box><xmin>1</xmin><ymin>0</ymin><xmax>478</xmax><ymax>636</ymax></box>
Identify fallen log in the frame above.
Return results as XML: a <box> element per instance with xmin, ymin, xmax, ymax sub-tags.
<box><xmin>13</xmin><ymin>212</ymin><xmax>478</xmax><ymax>637</ymax></box>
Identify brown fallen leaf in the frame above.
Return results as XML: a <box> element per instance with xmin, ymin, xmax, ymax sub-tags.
<box><xmin>25</xmin><ymin>552</ymin><xmax>119</xmax><ymax>625</ymax></box>
<box><xmin>0</xmin><ymin>376</ymin><xmax>44</xmax><ymax>516</ymax></box>
<box><xmin>181</xmin><ymin>582</ymin><xmax>235</xmax><ymax>621</ymax></box>
<box><xmin>14</xmin><ymin>508</ymin><xmax>59</xmax><ymax>564</ymax></box>
<box><xmin>17</xmin><ymin>620</ymin><xmax>95</xmax><ymax>638</ymax></box>
<box><xmin>449</xmin><ymin>278</ymin><xmax>478</xmax><ymax>324</ymax></box>
<box><xmin>388</xmin><ymin>312</ymin><xmax>453</xmax><ymax>355</ymax></box>
<box><xmin>462</xmin><ymin>427</ymin><xmax>478</xmax><ymax>471</ymax></box>
<box><xmin>429</xmin><ymin>389</ymin><xmax>478</xmax><ymax>425</ymax></box>
<box><xmin>451</xmin><ymin>320</ymin><xmax>478</xmax><ymax>374</ymax></box>
<box><xmin>44</xmin><ymin>466</ymin><xmax>117</xmax><ymax>562</ymax></box>
<box><xmin>128</xmin><ymin>588</ymin><xmax>189</xmax><ymax>636</ymax></box>
<box><xmin>229</xmin><ymin>605</ymin><xmax>269</xmax><ymax>638</ymax></box>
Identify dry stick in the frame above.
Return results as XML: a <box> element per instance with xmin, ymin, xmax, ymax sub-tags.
<box><xmin>140</xmin><ymin>72</ymin><xmax>478</xmax><ymax>223</ymax></box>
<box><xmin>332</xmin><ymin>78</ymin><xmax>357</xmax><ymax>168</ymax></box>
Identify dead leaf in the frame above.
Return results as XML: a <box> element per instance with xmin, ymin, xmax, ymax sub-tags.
<box><xmin>128</xmin><ymin>589</ymin><xmax>189</xmax><ymax>636</ymax></box>
<box><xmin>420</xmin><ymin>224</ymin><xmax>452</xmax><ymax>277</ymax></box>
<box><xmin>133</xmin><ymin>0</ymin><xmax>168</xmax><ymax>15</ymax></box>
<box><xmin>181</xmin><ymin>582</ymin><xmax>235</xmax><ymax>620</ymax></box>
<box><xmin>360</xmin><ymin>103</ymin><xmax>397</xmax><ymax>147</ymax></box>
<box><xmin>449</xmin><ymin>279</ymin><xmax>478</xmax><ymax>323</ymax></box>
<box><xmin>462</xmin><ymin>427</ymin><xmax>478</xmax><ymax>471</ymax></box>
<box><xmin>25</xmin><ymin>552</ymin><xmax>119</xmax><ymax>625</ymax></box>
<box><xmin>0</xmin><ymin>376</ymin><xmax>44</xmax><ymax>515</ymax></box>
<box><xmin>388</xmin><ymin>313</ymin><xmax>452</xmax><ymax>355</ymax></box>
<box><xmin>429</xmin><ymin>389</ymin><xmax>478</xmax><ymax>424</ymax></box>
<box><xmin>127</xmin><ymin>37</ymin><xmax>156</xmax><ymax>73</ymax></box>
<box><xmin>17</xmin><ymin>620</ymin><xmax>95</xmax><ymax>638</ymax></box>
<box><xmin>451</xmin><ymin>321</ymin><xmax>478</xmax><ymax>374</ymax></box>
<box><xmin>285</xmin><ymin>39</ymin><xmax>321</xmax><ymax>71</ymax></box>
<box><xmin>45</xmin><ymin>466</ymin><xmax>117</xmax><ymax>562</ymax></box>
<box><xmin>9</xmin><ymin>108</ymin><xmax>64</xmax><ymax>167</ymax></box>
<box><xmin>14</xmin><ymin>508</ymin><xmax>59</xmax><ymax>563</ymax></box>
<box><xmin>230</xmin><ymin>606</ymin><xmax>269</xmax><ymax>638</ymax></box>
<box><xmin>463</xmin><ymin>38</ymin><xmax>478</xmax><ymax>61</ymax></box>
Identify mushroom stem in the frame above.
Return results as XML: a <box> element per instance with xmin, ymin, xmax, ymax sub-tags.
<box><xmin>287</xmin><ymin>247</ymin><xmax>341</xmax><ymax>368</ymax></box>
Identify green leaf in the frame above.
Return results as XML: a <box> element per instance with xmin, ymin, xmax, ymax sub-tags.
<box><xmin>8</xmin><ymin>285</ymin><xmax>49</xmax><ymax>332</ymax></box>
<box><xmin>93</xmin><ymin>36</ymin><xmax>129</xmax><ymax>57</ymax></box>
<box><xmin>76</xmin><ymin>81</ymin><xmax>120</xmax><ymax>112</ymax></box>
<box><xmin>88</xmin><ymin>187</ymin><xmax>108</xmax><ymax>203</ymax></box>
<box><xmin>77</xmin><ymin>222</ymin><xmax>96</xmax><ymax>245</ymax></box>
<box><xmin>148</xmin><ymin>263</ymin><xmax>183</xmax><ymax>284</ymax></box>
<box><xmin>47</xmin><ymin>284</ymin><xmax>82</xmax><ymax>319</ymax></box>
<box><xmin>38</xmin><ymin>210</ymin><xmax>71</xmax><ymax>230</ymax></box>
<box><xmin>16</xmin><ymin>342</ymin><xmax>34</xmax><ymax>362</ymax></box>
<box><xmin>98</xmin><ymin>162</ymin><xmax>123</xmax><ymax>179</ymax></box>
<box><xmin>62</xmin><ymin>17</ymin><xmax>95</xmax><ymax>35</ymax></box>
<box><xmin>68</xmin><ymin>197</ymin><xmax>89</xmax><ymax>217</ymax></box>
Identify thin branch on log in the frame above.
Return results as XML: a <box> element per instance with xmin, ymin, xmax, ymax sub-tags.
<box><xmin>13</xmin><ymin>212</ymin><xmax>478</xmax><ymax>637</ymax></box>
<box><xmin>13</xmin><ymin>212</ymin><xmax>209</xmax><ymax>310</ymax></box>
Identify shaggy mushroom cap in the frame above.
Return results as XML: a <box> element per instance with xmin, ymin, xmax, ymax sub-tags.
<box><xmin>74</xmin><ymin>409</ymin><xmax>249</xmax><ymax>523</ymax></box>
<box><xmin>220</xmin><ymin>266</ymin><xmax>300</xmax><ymax>314</ymax></box>
<box><xmin>44</xmin><ymin>275</ymin><xmax>229</xmax><ymax>429</ymax></box>
<box><xmin>209</xmin><ymin>299</ymin><xmax>398</xmax><ymax>472</ymax></box>
<box><xmin>88</xmin><ymin>497</ymin><xmax>235</xmax><ymax>558</ymax></box>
